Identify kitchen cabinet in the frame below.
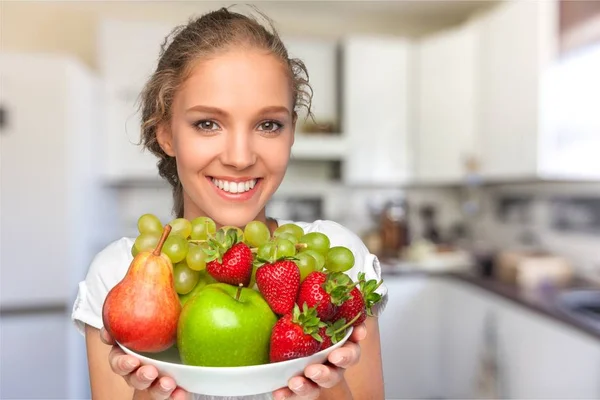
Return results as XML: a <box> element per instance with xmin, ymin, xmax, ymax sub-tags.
<box><xmin>378</xmin><ymin>276</ymin><xmax>442</xmax><ymax>399</ymax></box>
<box><xmin>415</xmin><ymin>21</ymin><xmax>479</xmax><ymax>184</ymax></box>
<box><xmin>341</xmin><ymin>36</ymin><xmax>412</xmax><ymax>186</ymax></box>
<box><xmin>498</xmin><ymin>299</ymin><xmax>600</xmax><ymax>399</ymax></box>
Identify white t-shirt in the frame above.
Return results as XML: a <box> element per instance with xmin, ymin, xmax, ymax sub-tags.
<box><xmin>71</xmin><ymin>219</ymin><xmax>388</xmax><ymax>400</ymax></box>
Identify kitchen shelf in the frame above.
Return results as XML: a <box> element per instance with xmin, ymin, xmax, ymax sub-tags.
<box><xmin>290</xmin><ymin>133</ymin><xmax>348</xmax><ymax>161</ymax></box>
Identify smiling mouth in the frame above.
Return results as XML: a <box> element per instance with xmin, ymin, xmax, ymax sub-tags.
<box><xmin>209</xmin><ymin>177</ymin><xmax>260</xmax><ymax>195</ymax></box>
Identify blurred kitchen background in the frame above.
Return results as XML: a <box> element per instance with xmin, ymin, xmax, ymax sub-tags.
<box><xmin>2</xmin><ymin>0</ymin><xmax>600</xmax><ymax>399</ymax></box>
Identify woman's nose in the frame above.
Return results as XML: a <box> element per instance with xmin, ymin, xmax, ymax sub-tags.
<box><xmin>219</xmin><ymin>130</ymin><xmax>256</xmax><ymax>170</ymax></box>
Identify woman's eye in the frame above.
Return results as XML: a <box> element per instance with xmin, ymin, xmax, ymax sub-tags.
<box><xmin>195</xmin><ymin>120</ymin><xmax>220</xmax><ymax>131</ymax></box>
<box><xmin>258</xmin><ymin>121</ymin><xmax>283</xmax><ymax>133</ymax></box>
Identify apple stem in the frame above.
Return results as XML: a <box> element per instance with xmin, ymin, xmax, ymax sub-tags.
<box><xmin>235</xmin><ymin>283</ymin><xmax>243</xmax><ymax>301</ymax></box>
<box><xmin>153</xmin><ymin>225</ymin><xmax>172</xmax><ymax>256</ymax></box>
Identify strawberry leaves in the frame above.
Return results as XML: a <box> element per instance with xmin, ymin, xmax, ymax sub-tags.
<box><xmin>324</xmin><ymin>272</ymin><xmax>356</xmax><ymax>306</ymax></box>
<box><xmin>357</xmin><ymin>272</ymin><xmax>383</xmax><ymax>316</ymax></box>
<box><xmin>293</xmin><ymin>303</ymin><xmax>326</xmax><ymax>342</ymax></box>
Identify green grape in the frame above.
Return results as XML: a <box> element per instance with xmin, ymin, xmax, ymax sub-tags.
<box><xmin>295</xmin><ymin>252</ymin><xmax>317</xmax><ymax>281</ymax></box>
<box><xmin>274</xmin><ymin>238</ymin><xmax>296</xmax><ymax>258</ymax></box>
<box><xmin>244</xmin><ymin>221</ymin><xmax>271</xmax><ymax>247</ymax></box>
<box><xmin>131</xmin><ymin>243</ymin><xmax>139</xmax><ymax>257</ymax></box>
<box><xmin>190</xmin><ymin>217</ymin><xmax>216</xmax><ymax>240</ymax></box>
<box><xmin>274</xmin><ymin>223</ymin><xmax>304</xmax><ymax>240</ymax></box>
<box><xmin>163</xmin><ymin>234</ymin><xmax>189</xmax><ymax>264</ymax></box>
<box><xmin>298</xmin><ymin>232</ymin><xmax>330</xmax><ymax>256</ymax></box>
<box><xmin>302</xmin><ymin>249</ymin><xmax>325</xmax><ymax>271</ymax></box>
<box><xmin>169</xmin><ymin>218</ymin><xmax>192</xmax><ymax>239</ymax></box>
<box><xmin>276</xmin><ymin>232</ymin><xmax>298</xmax><ymax>245</ymax></box>
<box><xmin>137</xmin><ymin>214</ymin><xmax>163</xmax><ymax>235</ymax></box>
<box><xmin>134</xmin><ymin>233</ymin><xmax>160</xmax><ymax>253</ymax></box>
<box><xmin>173</xmin><ymin>262</ymin><xmax>201</xmax><ymax>295</ymax></box>
<box><xmin>220</xmin><ymin>226</ymin><xmax>244</xmax><ymax>242</ymax></box>
<box><xmin>324</xmin><ymin>246</ymin><xmax>355</xmax><ymax>272</ymax></box>
<box><xmin>258</xmin><ymin>242</ymin><xmax>275</xmax><ymax>260</ymax></box>
<box><xmin>186</xmin><ymin>243</ymin><xmax>208</xmax><ymax>271</ymax></box>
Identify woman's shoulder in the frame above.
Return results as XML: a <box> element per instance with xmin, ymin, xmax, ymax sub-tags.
<box><xmin>85</xmin><ymin>237</ymin><xmax>136</xmax><ymax>286</ymax></box>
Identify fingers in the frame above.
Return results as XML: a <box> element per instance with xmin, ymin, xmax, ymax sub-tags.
<box><xmin>304</xmin><ymin>364</ymin><xmax>344</xmax><ymax>389</ymax></box>
<box><xmin>349</xmin><ymin>322</ymin><xmax>367</xmax><ymax>342</ymax></box>
<box><xmin>100</xmin><ymin>327</ymin><xmax>115</xmax><ymax>345</ymax></box>
<box><xmin>108</xmin><ymin>346</ymin><xmax>140</xmax><ymax>376</ymax></box>
<box><xmin>327</xmin><ymin>340</ymin><xmax>361</xmax><ymax>369</ymax></box>
<box><xmin>126</xmin><ymin>364</ymin><xmax>158</xmax><ymax>391</ymax></box>
<box><xmin>273</xmin><ymin>376</ymin><xmax>320</xmax><ymax>400</ymax></box>
<box><xmin>146</xmin><ymin>376</ymin><xmax>178</xmax><ymax>400</ymax></box>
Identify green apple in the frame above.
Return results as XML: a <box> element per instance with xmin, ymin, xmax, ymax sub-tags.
<box><xmin>178</xmin><ymin>271</ymin><xmax>217</xmax><ymax>307</ymax></box>
<box><xmin>177</xmin><ymin>283</ymin><xmax>278</xmax><ymax>367</ymax></box>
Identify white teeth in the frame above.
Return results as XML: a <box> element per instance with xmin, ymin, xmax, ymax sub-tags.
<box><xmin>211</xmin><ymin>178</ymin><xmax>257</xmax><ymax>194</ymax></box>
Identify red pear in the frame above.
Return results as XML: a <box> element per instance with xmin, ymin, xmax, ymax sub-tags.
<box><xmin>102</xmin><ymin>225</ymin><xmax>181</xmax><ymax>353</ymax></box>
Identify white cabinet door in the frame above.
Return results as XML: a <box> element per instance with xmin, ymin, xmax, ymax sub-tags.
<box><xmin>497</xmin><ymin>300</ymin><xmax>600</xmax><ymax>399</ymax></box>
<box><xmin>477</xmin><ymin>0</ymin><xmax>558</xmax><ymax>180</ymax></box>
<box><xmin>378</xmin><ymin>276</ymin><xmax>442</xmax><ymax>399</ymax></box>
<box><xmin>415</xmin><ymin>22</ymin><xmax>479</xmax><ymax>184</ymax></box>
<box><xmin>342</xmin><ymin>36</ymin><xmax>412</xmax><ymax>185</ymax></box>
<box><xmin>437</xmin><ymin>280</ymin><xmax>501</xmax><ymax>399</ymax></box>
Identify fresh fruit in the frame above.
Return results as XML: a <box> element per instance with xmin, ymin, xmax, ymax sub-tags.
<box><xmin>294</xmin><ymin>252</ymin><xmax>317</xmax><ymax>281</ymax></box>
<box><xmin>257</xmin><ymin>241</ymin><xmax>275</xmax><ymax>260</ymax></box>
<box><xmin>302</xmin><ymin>249</ymin><xmax>325</xmax><ymax>271</ymax></box>
<box><xmin>324</xmin><ymin>246</ymin><xmax>355</xmax><ymax>273</ymax></box>
<box><xmin>162</xmin><ymin>234</ymin><xmax>189</xmax><ymax>264</ymax></box>
<box><xmin>173</xmin><ymin>261</ymin><xmax>201</xmax><ymax>295</ymax></box>
<box><xmin>275</xmin><ymin>232</ymin><xmax>298</xmax><ymax>245</ymax></box>
<box><xmin>244</xmin><ymin>221</ymin><xmax>271</xmax><ymax>247</ymax></box>
<box><xmin>133</xmin><ymin>233</ymin><xmax>160</xmax><ymax>255</ymax></box>
<box><xmin>190</xmin><ymin>216</ymin><xmax>216</xmax><ymax>240</ymax></box>
<box><xmin>296</xmin><ymin>271</ymin><xmax>355</xmax><ymax>321</ymax></box>
<box><xmin>273</xmin><ymin>237</ymin><xmax>296</xmax><ymax>258</ymax></box>
<box><xmin>186</xmin><ymin>243</ymin><xmax>208</xmax><ymax>271</ymax></box>
<box><xmin>298</xmin><ymin>232</ymin><xmax>330</xmax><ymax>255</ymax></box>
<box><xmin>318</xmin><ymin>313</ymin><xmax>362</xmax><ymax>351</ymax></box>
<box><xmin>255</xmin><ymin>260</ymin><xmax>301</xmax><ymax>315</ymax></box>
<box><xmin>333</xmin><ymin>272</ymin><xmax>384</xmax><ymax>326</ymax></box>
<box><xmin>178</xmin><ymin>271</ymin><xmax>217</xmax><ymax>307</ymax></box>
<box><xmin>332</xmin><ymin>286</ymin><xmax>365</xmax><ymax>327</ymax></box>
<box><xmin>169</xmin><ymin>218</ymin><xmax>192</xmax><ymax>239</ymax></box>
<box><xmin>102</xmin><ymin>225</ymin><xmax>181</xmax><ymax>353</ymax></box>
<box><xmin>137</xmin><ymin>213</ymin><xmax>163</xmax><ymax>235</ymax></box>
<box><xmin>205</xmin><ymin>229</ymin><xmax>253</xmax><ymax>286</ymax></box>
<box><xmin>274</xmin><ymin>223</ymin><xmax>304</xmax><ymax>240</ymax></box>
<box><xmin>178</xmin><ymin>283</ymin><xmax>278</xmax><ymax>367</ymax></box>
<box><xmin>269</xmin><ymin>303</ymin><xmax>325</xmax><ymax>363</ymax></box>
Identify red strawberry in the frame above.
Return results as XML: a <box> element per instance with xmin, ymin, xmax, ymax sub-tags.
<box><xmin>333</xmin><ymin>272</ymin><xmax>383</xmax><ymax>326</ymax></box>
<box><xmin>296</xmin><ymin>271</ymin><xmax>355</xmax><ymax>321</ymax></box>
<box><xmin>256</xmin><ymin>260</ymin><xmax>301</xmax><ymax>315</ymax></box>
<box><xmin>270</xmin><ymin>304</ymin><xmax>325</xmax><ymax>363</ymax></box>
<box><xmin>205</xmin><ymin>228</ymin><xmax>253</xmax><ymax>286</ymax></box>
<box><xmin>318</xmin><ymin>316</ymin><xmax>359</xmax><ymax>351</ymax></box>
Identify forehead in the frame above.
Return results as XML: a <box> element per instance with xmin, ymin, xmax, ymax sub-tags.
<box><xmin>177</xmin><ymin>49</ymin><xmax>293</xmax><ymax>110</ymax></box>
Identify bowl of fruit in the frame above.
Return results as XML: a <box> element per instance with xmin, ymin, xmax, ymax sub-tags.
<box><xmin>102</xmin><ymin>215</ymin><xmax>383</xmax><ymax>397</ymax></box>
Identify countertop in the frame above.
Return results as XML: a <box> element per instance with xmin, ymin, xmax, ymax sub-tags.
<box><xmin>379</xmin><ymin>262</ymin><xmax>600</xmax><ymax>342</ymax></box>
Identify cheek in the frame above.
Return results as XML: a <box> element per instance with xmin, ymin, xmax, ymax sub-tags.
<box><xmin>172</xmin><ymin>134</ymin><xmax>214</xmax><ymax>172</ymax></box>
<box><xmin>261</xmin><ymin>136</ymin><xmax>292</xmax><ymax>174</ymax></box>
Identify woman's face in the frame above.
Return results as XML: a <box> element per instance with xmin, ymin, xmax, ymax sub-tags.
<box><xmin>157</xmin><ymin>48</ymin><xmax>295</xmax><ymax>228</ymax></box>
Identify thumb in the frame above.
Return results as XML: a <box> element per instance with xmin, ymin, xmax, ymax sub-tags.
<box><xmin>100</xmin><ymin>327</ymin><xmax>115</xmax><ymax>345</ymax></box>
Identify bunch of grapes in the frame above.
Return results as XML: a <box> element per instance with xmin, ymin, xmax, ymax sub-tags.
<box><xmin>132</xmin><ymin>214</ymin><xmax>356</xmax><ymax>296</ymax></box>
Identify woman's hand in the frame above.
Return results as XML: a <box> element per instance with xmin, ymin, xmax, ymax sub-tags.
<box><xmin>100</xmin><ymin>328</ymin><xmax>189</xmax><ymax>400</ymax></box>
<box><xmin>272</xmin><ymin>323</ymin><xmax>367</xmax><ymax>400</ymax></box>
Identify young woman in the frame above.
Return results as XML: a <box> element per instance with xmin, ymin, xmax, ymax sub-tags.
<box><xmin>72</xmin><ymin>7</ymin><xmax>388</xmax><ymax>400</ymax></box>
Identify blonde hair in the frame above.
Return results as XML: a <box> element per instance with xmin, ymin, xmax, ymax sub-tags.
<box><xmin>139</xmin><ymin>7</ymin><xmax>313</xmax><ymax>217</ymax></box>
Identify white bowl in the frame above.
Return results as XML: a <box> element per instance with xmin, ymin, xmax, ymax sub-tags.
<box><xmin>118</xmin><ymin>327</ymin><xmax>353</xmax><ymax>397</ymax></box>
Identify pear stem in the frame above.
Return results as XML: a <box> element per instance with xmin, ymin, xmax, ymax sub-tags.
<box><xmin>153</xmin><ymin>225</ymin><xmax>172</xmax><ymax>256</ymax></box>
<box><xmin>235</xmin><ymin>283</ymin><xmax>243</xmax><ymax>301</ymax></box>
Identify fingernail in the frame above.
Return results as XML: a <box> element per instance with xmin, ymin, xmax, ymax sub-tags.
<box><xmin>292</xmin><ymin>382</ymin><xmax>304</xmax><ymax>391</ymax></box>
<box><xmin>142</xmin><ymin>371</ymin><xmax>155</xmax><ymax>380</ymax></box>
<box><xmin>160</xmin><ymin>381</ymin><xmax>173</xmax><ymax>391</ymax></box>
<box><xmin>331</xmin><ymin>356</ymin><xmax>346</xmax><ymax>365</ymax></box>
<box><xmin>125</xmin><ymin>360</ymin><xmax>137</xmax><ymax>369</ymax></box>
<box><xmin>308</xmin><ymin>370</ymin><xmax>322</xmax><ymax>380</ymax></box>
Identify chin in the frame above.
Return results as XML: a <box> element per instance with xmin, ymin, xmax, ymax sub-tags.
<box><xmin>209</xmin><ymin>207</ymin><xmax>263</xmax><ymax>229</ymax></box>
